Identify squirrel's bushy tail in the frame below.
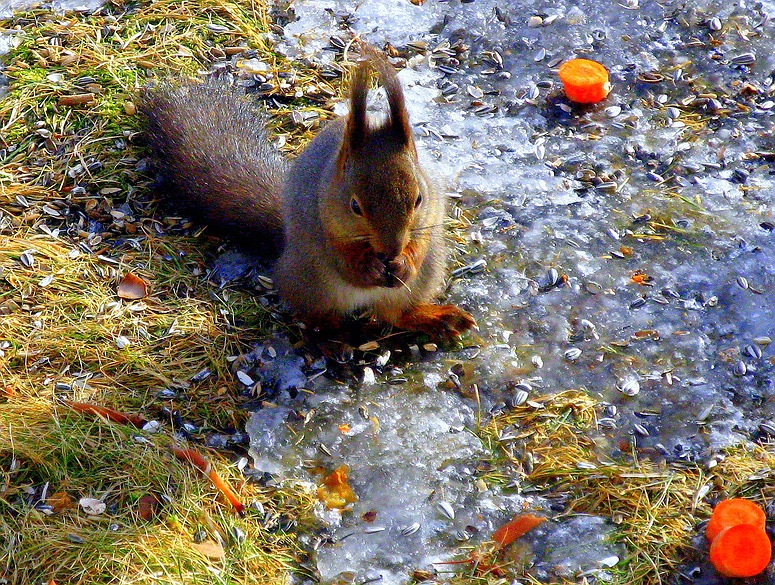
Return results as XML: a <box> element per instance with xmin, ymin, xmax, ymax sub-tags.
<box><xmin>139</xmin><ymin>81</ymin><xmax>287</xmax><ymax>257</ymax></box>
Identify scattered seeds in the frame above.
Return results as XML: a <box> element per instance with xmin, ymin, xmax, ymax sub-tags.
<box><xmin>564</xmin><ymin>348</ymin><xmax>582</xmax><ymax>361</ymax></box>
<box><xmin>618</xmin><ymin>378</ymin><xmax>640</xmax><ymax>396</ymax></box>
<box><xmin>437</xmin><ymin>501</ymin><xmax>455</xmax><ymax>520</ymax></box>
<box><xmin>236</xmin><ymin>371</ymin><xmax>255</xmax><ymax>386</ymax></box>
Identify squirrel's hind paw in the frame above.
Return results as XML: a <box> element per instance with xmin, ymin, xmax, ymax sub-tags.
<box><xmin>392</xmin><ymin>303</ymin><xmax>477</xmax><ymax>340</ymax></box>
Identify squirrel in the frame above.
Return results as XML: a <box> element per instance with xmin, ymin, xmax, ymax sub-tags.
<box><xmin>139</xmin><ymin>52</ymin><xmax>476</xmax><ymax>339</ymax></box>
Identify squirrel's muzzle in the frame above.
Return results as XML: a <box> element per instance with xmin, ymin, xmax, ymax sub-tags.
<box><xmin>381</xmin><ymin>253</ymin><xmax>411</xmax><ymax>289</ymax></box>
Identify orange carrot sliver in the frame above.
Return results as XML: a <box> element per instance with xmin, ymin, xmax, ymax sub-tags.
<box><xmin>558</xmin><ymin>59</ymin><xmax>611</xmax><ymax>104</ymax></box>
<box><xmin>709</xmin><ymin>524</ymin><xmax>772</xmax><ymax>578</ymax></box>
<box><xmin>172</xmin><ymin>446</ymin><xmax>245</xmax><ymax>516</ymax></box>
<box><xmin>66</xmin><ymin>401</ymin><xmax>147</xmax><ymax>428</ymax></box>
<box><xmin>492</xmin><ymin>513</ymin><xmax>546</xmax><ymax>547</ymax></box>
<box><xmin>706</xmin><ymin>498</ymin><xmax>766</xmax><ymax>543</ymax></box>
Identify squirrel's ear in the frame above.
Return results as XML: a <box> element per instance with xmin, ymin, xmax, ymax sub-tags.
<box><xmin>344</xmin><ymin>61</ymin><xmax>370</xmax><ymax>152</ymax></box>
<box><xmin>374</xmin><ymin>57</ymin><xmax>416</xmax><ymax>154</ymax></box>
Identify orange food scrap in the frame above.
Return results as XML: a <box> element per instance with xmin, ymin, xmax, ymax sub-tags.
<box><xmin>65</xmin><ymin>400</ymin><xmax>147</xmax><ymax>428</ymax></box>
<box><xmin>338</xmin><ymin>423</ymin><xmax>351</xmax><ymax>434</ymax></box>
<box><xmin>630</xmin><ymin>271</ymin><xmax>654</xmax><ymax>285</ymax></box>
<box><xmin>172</xmin><ymin>446</ymin><xmax>245</xmax><ymax>516</ymax></box>
<box><xmin>492</xmin><ymin>513</ymin><xmax>546</xmax><ymax>547</ymax></box>
<box><xmin>317</xmin><ymin>465</ymin><xmax>357</xmax><ymax>509</ymax></box>
<box><xmin>558</xmin><ymin>58</ymin><xmax>611</xmax><ymax>104</ymax></box>
<box><xmin>706</xmin><ymin>498</ymin><xmax>767</xmax><ymax>543</ymax></box>
<box><xmin>710</xmin><ymin>523</ymin><xmax>771</xmax><ymax>578</ymax></box>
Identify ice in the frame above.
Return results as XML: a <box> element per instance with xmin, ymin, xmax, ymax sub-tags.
<box><xmin>531</xmin><ymin>516</ymin><xmax>622</xmax><ymax>581</ymax></box>
<box><xmin>0</xmin><ymin>0</ymin><xmax>103</xmax><ymax>19</ymax></box>
<box><xmin>248</xmin><ymin>371</ymin><xmax>537</xmax><ymax>585</ymax></box>
<box><xmin>261</xmin><ymin>0</ymin><xmax>775</xmax><ymax>580</ymax></box>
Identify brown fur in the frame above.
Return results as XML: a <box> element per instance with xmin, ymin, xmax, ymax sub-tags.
<box><xmin>139</xmin><ymin>81</ymin><xmax>286</xmax><ymax>256</ymax></box>
<box><xmin>141</xmin><ymin>53</ymin><xmax>476</xmax><ymax>339</ymax></box>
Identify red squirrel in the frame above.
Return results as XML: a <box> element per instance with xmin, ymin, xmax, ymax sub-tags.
<box><xmin>140</xmin><ymin>52</ymin><xmax>476</xmax><ymax>339</ymax></box>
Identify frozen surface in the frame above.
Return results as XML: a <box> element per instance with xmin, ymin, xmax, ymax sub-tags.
<box><xmin>248</xmin><ymin>353</ymin><xmax>512</xmax><ymax>583</ymax></box>
<box><xmin>6</xmin><ymin>0</ymin><xmax>769</xmax><ymax>580</ymax></box>
<box><xmin>0</xmin><ymin>0</ymin><xmax>103</xmax><ymax>19</ymax></box>
<box><xmin>249</xmin><ymin>0</ymin><xmax>775</xmax><ymax>582</ymax></box>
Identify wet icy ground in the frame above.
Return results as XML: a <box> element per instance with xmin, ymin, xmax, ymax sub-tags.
<box><xmin>3</xmin><ymin>0</ymin><xmax>775</xmax><ymax>582</ymax></box>
<box><xmin>250</xmin><ymin>0</ymin><xmax>775</xmax><ymax>583</ymax></box>
<box><xmin>0</xmin><ymin>0</ymin><xmax>102</xmax><ymax>20</ymax></box>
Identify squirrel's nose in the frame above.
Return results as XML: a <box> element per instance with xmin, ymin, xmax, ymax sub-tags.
<box><xmin>376</xmin><ymin>248</ymin><xmax>400</xmax><ymax>263</ymax></box>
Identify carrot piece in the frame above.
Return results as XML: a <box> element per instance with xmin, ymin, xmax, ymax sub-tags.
<box><xmin>172</xmin><ymin>446</ymin><xmax>245</xmax><ymax>516</ymax></box>
<box><xmin>492</xmin><ymin>513</ymin><xmax>546</xmax><ymax>547</ymax></box>
<box><xmin>317</xmin><ymin>465</ymin><xmax>358</xmax><ymax>509</ymax></box>
<box><xmin>65</xmin><ymin>401</ymin><xmax>147</xmax><ymax>428</ymax></box>
<box><xmin>706</xmin><ymin>498</ymin><xmax>767</xmax><ymax>543</ymax></box>
<box><xmin>558</xmin><ymin>59</ymin><xmax>611</xmax><ymax>104</ymax></box>
<box><xmin>709</xmin><ymin>524</ymin><xmax>772</xmax><ymax>578</ymax></box>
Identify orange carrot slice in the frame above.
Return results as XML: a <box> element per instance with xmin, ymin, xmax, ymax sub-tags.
<box><xmin>706</xmin><ymin>498</ymin><xmax>766</xmax><ymax>543</ymax></box>
<box><xmin>558</xmin><ymin>59</ymin><xmax>611</xmax><ymax>104</ymax></box>
<box><xmin>492</xmin><ymin>513</ymin><xmax>546</xmax><ymax>547</ymax></box>
<box><xmin>710</xmin><ymin>524</ymin><xmax>772</xmax><ymax>578</ymax></box>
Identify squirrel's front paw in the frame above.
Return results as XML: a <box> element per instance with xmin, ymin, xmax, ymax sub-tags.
<box><xmin>392</xmin><ymin>303</ymin><xmax>477</xmax><ymax>339</ymax></box>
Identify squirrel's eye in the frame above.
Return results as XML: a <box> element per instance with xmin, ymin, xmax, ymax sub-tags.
<box><xmin>414</xmin><ymin>193</ymin><xmax>423</xmax><ymax>209</ymax></box>
<box><xmin>350</xmin><ymin>198</ymin><xmax>363</xmax><ymax>216</ymax></box>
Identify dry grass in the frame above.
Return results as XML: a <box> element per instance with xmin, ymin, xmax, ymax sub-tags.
<box><xmin>0</xmin><ymin>0</ymin><xmax>333</xmax><ymax>582</ymax></box>
<box><xmin>3</xmin><ymin>1</ymin><xmax>774</xmax><ymax>584</ymax></box>
<box><xmin>467</xmin><ymin>391</ymin><xmax>775</xmax><ymax>584</ymax></box>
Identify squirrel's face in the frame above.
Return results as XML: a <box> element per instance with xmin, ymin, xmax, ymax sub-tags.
<box><xmin>322</xmin><ymin>142</ymin><xmax>438</xmax><ymax>290</ymax></box>
<box><xmin>321</xmin><ymin>57</ymin><xmax>444</xmax><ymax>291</ymax></box>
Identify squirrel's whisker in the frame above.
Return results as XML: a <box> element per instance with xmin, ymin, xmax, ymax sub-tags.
<box><xmin>411</xmin><ymin>222</ymin><xmax>445</xmax><ymax>233</ymax></box>
<box><xmin>392</xmin><ymin>273</ymin><xmax>412</xmax><ymax>293</ymax></box>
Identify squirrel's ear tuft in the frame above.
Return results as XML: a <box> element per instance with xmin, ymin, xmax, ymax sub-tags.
<box><xmin>338</xmin><ymin>49</ymin><xmax>417</xmax><ymax>171</ymax></box>
<box><xmin>344</xmin><ymin>61</ymin><xmax>370</xmax><ymax>152</ymax></box>
<box><xmin>373</xmin><ymin>56</ymin><xmax>415</xmax><ymax>153</ymax></box>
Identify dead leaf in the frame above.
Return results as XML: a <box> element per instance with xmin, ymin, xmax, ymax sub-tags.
<box><xmin>137</xmin><ymin>493</ymin><xmax>162</xmax><ymax>521</ymax></box>
<box><xmin>117</xmin><ymin>272</ymin><xmax>148</xmax><ymax>299</ymax></box>
<box><xmin>362</xmin><ymin>510</ymin><xmax>378</xmax><ymax>522</ymax></box>
<box><xmin>48</xmin><ymin>491</ymin><xmax>75</xmax><ymax>514</ymax></box>
<box><xmin>191</xmin><ymin>539</ymin><xmax>225</xmax><ymax>560</ymax></box>
<box><xmin>59</xmin><ymin>93</ymin><xmax>95</xmax><ymax>106</ymax></box>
